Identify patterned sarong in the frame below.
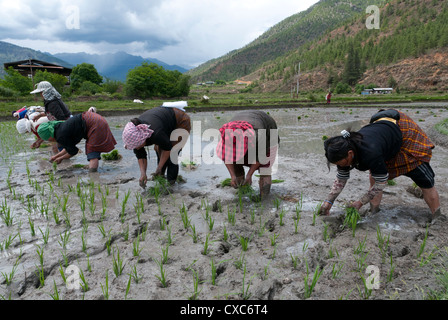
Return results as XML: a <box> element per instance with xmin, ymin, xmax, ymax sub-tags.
<box><xmin>216</xmin><ymin>121</ymin><xmax>256</xmax><ymax>164</ymax></box>
<box><xmin>82</xmin><ymin>111</ymin><xmax>117</xmax><ymax>155</ymax></box>
<box><xmin>386</xmin><ymin>111</ymin><xmax>434</xmax><ymax>179</ymax></box>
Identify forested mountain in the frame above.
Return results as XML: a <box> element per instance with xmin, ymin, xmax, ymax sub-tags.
<box><xmin>189</xmin><ymin>0</ymin><xmax>448</xmax><ymax>93</ymax></box>
<box><xmin>187</xmin><ymin>0</ymin><xmax>388</xmax><ymax>82</ymax></box>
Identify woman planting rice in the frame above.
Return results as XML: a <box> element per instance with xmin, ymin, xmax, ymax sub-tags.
<box><xmin>216</xmin><ymin>110</ymin><xmax>280</xmax><ymax>199</ymax></box>
<box><xmin>16</xmin><ymin>116</ymin><xmax>49</xmax><ymax>149</ymax></box>
<box><xmin>319</xmin><ymin>109</ymin><xmax>444</xmax><ymax>223</ymax></box>
<box><xmin>122</xmin><ymin>102</ymin><xmax>191</xmax><ymax>188</ymax></box>
<box><xmin>37</xmin><ymin>111</ymin><xmax>117</xmax><ymax>172</ymax></box>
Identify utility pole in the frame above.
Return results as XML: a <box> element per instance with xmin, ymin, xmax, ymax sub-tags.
<box><xmin>296</xmin><ymin>62</ymin><xmax>301</xmax><ymax>96</ymax></box>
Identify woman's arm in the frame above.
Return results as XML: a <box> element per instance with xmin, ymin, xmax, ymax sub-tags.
<box><xmin>244</xmin><ymin>162</ymin><xmax>262</xmax><ymax>186</ymax></box>
<box><xmin>138</xmin><ymin>158</ymin><xmax>148</xmax><ymax>188</ymax></box>
<box><xmin>153</xmin><ymin>149</ymin><xmax>171</xmax><ymax>176</ymax></box>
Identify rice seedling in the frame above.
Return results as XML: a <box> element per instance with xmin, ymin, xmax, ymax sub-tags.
<box><xmin>49</xmin><ymin>280</ymin><xmax>60</xmax><ymax>300</ymax></box>
<box><xmin>376</xmin><ymin>226</ymin><xmax>390</xmax><ymax>264</ymax></box>
<box><xmin>354</xmin><ymin>251</ymin><xmax>370</xmax><ymax>273</ymax></box>
<box><xmin>39</xmin><ymin>226</ymin><xmax>50</xmax><ymax>245</ymax></box>
<box><xmin>207</xmin><ymin>214</ymin><xmax>215</xmax><ymax>232</ymax></box>
<box><xmin>202</xmin><ymin>233</ymin><xmax>211</xmax><ymax>255</ymax></box>
<box><xmin>222</xmin><ymin>224</ymin><xmax>228</xmax><ymax>242</ymax></box>
<box><xmin>0</xmin><ymin>200</ymin><xmax>14</xmax><ymax>227</ymax></box>
<box><xmin>166</xmin><ymin>225</ymin><xmax>173</xmax><ymax>246</ymax></box>
<box><xmin>1</xmin><ymin>258</ymin><xmax>19</xmax><ymax>286</ymax></box>
<box><xmin>331</xmin><ymin>261</ymin><xmax>345</xmax><ymax>279</ymax></box>
<box><xmin>122</xmin><ymin>224</ymin><xmax>129</xmax><ymax>241</ymax></box>
<box><xmin>358</xmin><ymin>274</ymin><xmax>374</xmax><ymax>300</ymax></box>
<box><xmin>132</xmin><ymin>236</ymin><xmax>143</xmax><ymax>257</ymax></box>
<box><xmin>269</xmin><ymin>233</ymin><xmax>279</xmax><ymax>246</ymax></box>
<box><xmin>263</xmin><ymin>261</ymin><xmax>271</xmax><ymax>280</ymax></box>
<box><xmin>279</xmin><ymin>208</ymin><xmax>286</xmax><ymax>226</ymax></box>
<box><xmin>35</xmin><ymin>264</ymin><xmax>45</xmax><ymax>288</ymax></box>
<box><xmin>188</xmin><ymin>224</ymin><xmax>199</xmax><ymax>243</ymax></box>
<box><xmin>28</xmin><ymin>217</ymin><xmax>36</xmax><ymax>237</ymax></box>
<box><xmin>61</xmin><ymin>194</ymin><xmax>69</xmax><ymax>214</ymax></box>
<box><xmin>153</xmin><ymin>256</ymin><xmax>168</xmax><ymax>288</ymax></box>
<box><xmin>238</xmin><ymin>234</ymin><xmax>253</xmax><ymax>252</ymax></box>
<box><xmin>344</xmin><ymin>207</ymin><xmax>361</xmax><ymax>237</ymax></box>
<box><xmin>81</xmin><ymin>229</ymin><xmax>88</xmax><ymax>253</ymax></box>
<box><xmin>179</xmin><ymin>203</ymin><xmax>190</xmax><ymax>230</ymax></box>
<box><xmin>417</xmin><ymin>226</ymin><xmax>429</xmax><ymax>259</ymax></box>
<box><xmin>101</xmin><ymin>270</ymin><xmax>109</xmax><ymax>300</ymax></box>
<box><xmin>387</xmin><ymin>255</ymin><xmax>395</xmax><ymax>283</ymax></box>
<box><xmin>129</xmin><ymin>264</ymin><xmax>142</xmax><ymax>284</ymax></box>
<box><xmin>354</xmin><ymin>234</ymin><xmax>368</xmax><ymax>255</ymax></box>
<box><xmin>290</xmin><ymin>253</ymin><xmax>300</xmax><ymax>269</ymax></box>
<box><xmin>303</xmin><ymin>259</ymin><xmax>324</xmax><ymax>299</ymax></box>
<box><xmin>139</xmin><ymin>223</ymin><xmax>149</xmax><ymax>241</ymax></box>
<box><xmin>62</xmin><ymin>209</ymin><xmax>71</xmax><ymax>229</ymax></box>
<box><xmin>249</xmin><ymin>208</ymin><xmax>256</xmax><ymax>225</ymax></box>
<box><xmin>78</xmin><ymin>268</ymin><xmax>89</xmax><ymax>292</ymax></box>
<box><xmin>58</xmin><ymin>263</ymin><xmax>67</xmax><ymax>284</ymax></box>
<box><xmin>106</xmin><ymin>234</ymin><xmax>112</xmax><ymax>256</ymax></box>
<box><xmin>159</xmin><ymin>215</ymin><xmax>167</xmax><ymax>231</ymax></box>
<box><xmin>273</xmin><ymin>197</ymin><xmax>281</xmax><ymax>210</ymax></box>
<box><xmin>52</xmin><ymin>206</ymin><xmax>61</xmax><ymax>225</ymax></box>
<box><xmin>227</xmin><ymin>206</ymin><xmax>236</xmax><ymax>226</ymax></box>
<box><xmin>86</xmin><ymin>253</ymin><xmax>92</xmax><ymax>272</ymax></box>
<box><xmin>125</xmin><ymin>274</ymin><xmax>132</xmax><ymax>300</ymax></box>
<box><xmin>241</xmin><ymin>262</ymin><xmax>256</xmax><ymax>300</ymax></box>
<box><xmin>36</xmin><ymin>244</ymin><xmax>44</xmax><ymax>267</ymax></box>
<box><xmin>112</xmin><ymin>246</ymin><xmax>125</xmax><ymax>277</ymax></box>
<box><xmin>420</xmin><ymin>245</ymin><xmax>438</xmax><ymax>267</ymax></box>
<box><xmin>270</xmin><ymin>245</ymin><xmax>278</xmax><ymax>260</ymax></box>
<box><xmin>58</xmin><ymin>230</ymin><xmax>71</xmax><ymax>250</ymax></box>
<box><xmin>186</xmin><ymin>268</ymin><xmax>202</xmax><ymax>300</ymax></box>
<box><xmin>60</xmin><ymin>249</ymin><xmax>69</xmax><ymax>268</ymax></box>
<box><xmin>120</xmin><ymin>190</ymin><xmax>131</xmax><ymax>223</ymax></box>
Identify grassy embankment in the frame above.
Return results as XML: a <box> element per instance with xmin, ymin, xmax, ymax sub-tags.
<box><xmin>1</xmin><ymin>84</ymin><xmax>448</xmax><ymax>119</ymax></box>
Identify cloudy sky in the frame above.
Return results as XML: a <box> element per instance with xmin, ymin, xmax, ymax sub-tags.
<box><xmin>0</xmin><ymin>0</ymin><xmax>320</xmax><ymax>69</ymax></box>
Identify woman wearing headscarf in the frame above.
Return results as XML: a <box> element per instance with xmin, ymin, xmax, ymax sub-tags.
<box><xmin>16</xmin><ymin>115</ymin><xmax>49</xmax><ymax>149</ymax></box>
<box><xmin>216</xmin><ymin>110</ymin><xmax>280</xmax><ymax>199</ymax></box>
<box><xmin>37</xmin><ymin>111</ymin><xmax>117</xmax><ymax>172</ymax></box>
<box><xmin>30</xmin><ymin>81</ymin><xmax>72</xmax><ymax>121</ymax></box>
<box><xmin>122</xmin><ymin>104</ymin><xmax>191</xmax><ymax>188</ymax></box>
<box><xmin>319</xmin><ymin>109</ymin><xmax>442</xmax><ymax>223</ymax></box>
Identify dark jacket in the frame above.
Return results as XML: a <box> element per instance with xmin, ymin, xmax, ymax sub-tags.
<box><xmin>44</xmin><ymin>98</ymin><xmax>72</xmax><ymax>121</ymax></box>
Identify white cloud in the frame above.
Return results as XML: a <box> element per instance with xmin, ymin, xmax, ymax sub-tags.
<box><xmin>0</xmin><ymin>0</ymin><xmax>320</xmax><ymax>68</ymax></box>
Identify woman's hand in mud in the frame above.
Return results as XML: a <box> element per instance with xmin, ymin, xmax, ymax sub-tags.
<box><xmin>243</xmin><ymin>176</ymin><xmax>253</xmax><ymax>186</ymax></box>
<box><xmin>319</xmin><ymin>201</ymin><xmax>332</xmax><ymax>216</ymax></box>
<box><xmin>348</xmin><ymin>200</ymin><xmax>363</xmax><ymax>211</ymax></box>
<box><xmin>139</xmin><ymin>174</ymin><xmax>148</xmax><ymax>188</ymax></box>
<box><xmin>151</xmin><ymin>167</ymin><xmax>163</xmax><ymax>178</ymax></box>
<box><xmin>230</xmin><ymin>176</ymin><xmax>239</xmax><ymax>189</ymax></box>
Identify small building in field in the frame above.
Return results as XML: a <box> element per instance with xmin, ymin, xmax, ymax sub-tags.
<box><xmin>361</xmin><ymin>88</ymin><xmax>393</xmax><ymax>95</ymax></box>
<box><xmin>3</xmin><ymin>59</ymin><xmax>72</xmax><ymax>83</ymax></box>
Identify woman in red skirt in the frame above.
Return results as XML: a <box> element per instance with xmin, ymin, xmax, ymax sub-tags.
<box><xmin>37</xmin><ymin>111</ymin><xmax>117</xmax><ymax>172</ymax></box>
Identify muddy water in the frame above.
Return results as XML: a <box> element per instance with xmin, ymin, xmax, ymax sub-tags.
<box><xmin>1</xmin><ymin>106</ymin><xmax>447</xmax><ymax>301</ymax></box>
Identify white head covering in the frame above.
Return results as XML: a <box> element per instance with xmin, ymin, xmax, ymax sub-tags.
<box><xmin>16</xmin><ymin>118</ymin><xmax>32</xmax><ymax>134</ymax></box>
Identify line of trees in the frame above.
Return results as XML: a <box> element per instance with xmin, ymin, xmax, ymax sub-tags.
<box><xmin>0</xmin><ymin>61</ymin><xmax>190</xmax><ymax>99</ymax></box>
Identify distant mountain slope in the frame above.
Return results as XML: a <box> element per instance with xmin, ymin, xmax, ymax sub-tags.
<box><xmin>246</xmin><ymin>0</ymin><xmax>448</xmax><ymax>92</ymax></box>
<box><xmin>53</xmin><ymin>52</ymin><xmax>189</xmax><ymax>82</ymax></box>
<box><xmin>0</xmin><ymin>41</ymin><xmax>72</xmax><ymax>79</ymax></box>
<box><xmin>187</xmin><ymin>0</ymin><xmax>388</xmax><ymax>82</ymax></box>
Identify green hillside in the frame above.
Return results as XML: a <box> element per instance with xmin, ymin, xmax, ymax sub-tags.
<box><xmin>254</xmin><ymin>0</ymin><xmax>448</xmax><ymax>92</ymax></box>
<box><xmin>187</xmin><ymin>0</ymin><xmax>388</xmax><ymax>82</ymax></box>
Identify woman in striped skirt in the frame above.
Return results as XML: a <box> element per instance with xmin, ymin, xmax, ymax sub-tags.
<box><xmin>37</xmin><ymin>111</ymin><xmax>117</xmax><ymax>172</ymax></box>
<box><xmin>319</xmin><ymin>109</ymin><xmax>443</xmax><ymax>223</ymax></box>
